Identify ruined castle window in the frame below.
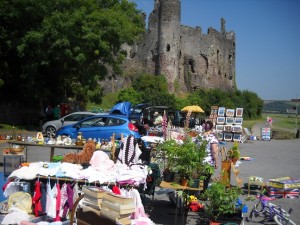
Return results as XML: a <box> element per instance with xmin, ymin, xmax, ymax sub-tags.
<box><xmin>229</xmin><ymin>74</ymin><xmax>233</xmax><ymax>80</ymax></box>
<box><xmin>179</xmin><ymin>50</ymin><xmax>182</xmax><ymax>58</ymax></box>
<box><xmin>228</xmin><ymin>54</ymin><xmax>232</xmax><ymax>64</ymax></box>
<box><xmin>217</xmin><ymin>49</ymin><xmax>220</xmax><ymax>64</ymax></box>
<box><xmin>188</xmin><ymin>59</ymin><xmax>195</xmax><ymax>73</ymax></box>
<box><xmin>218</xmin><ymin>70</ymin><xmax>221</xmax><ymax>76</ymax></box>
<box><xmin>166</xmin><ymin>44</ymin><xmax>170</xmax><ymax>51</ymax></box>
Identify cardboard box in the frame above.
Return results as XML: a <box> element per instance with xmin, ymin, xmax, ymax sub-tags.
<box><xmin>267</xmin><ymin>177</ymin><xmax>300</xmax><ymax>189</ymax></box>
<box><xmin>267</xmin><ymin>186</ymin><xmax>299</xmax><ymax>199</ymax></box>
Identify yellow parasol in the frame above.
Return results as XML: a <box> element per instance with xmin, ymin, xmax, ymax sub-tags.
<box><xmin>181</xmin><ymin>105</ymin><xmax>204</xmax><ymax>113</ymax></box>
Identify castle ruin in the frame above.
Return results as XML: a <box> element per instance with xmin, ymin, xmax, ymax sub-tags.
<box><xmin>103</xmin><ymin>0</ymin><xmax>236</xmax><ymax>95</ymax></box>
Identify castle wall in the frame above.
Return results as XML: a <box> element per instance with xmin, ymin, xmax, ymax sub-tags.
<box><xmin>101</xmin><ymin>0</ymin><xmax>236</xmax><ymax>96</ymax></box>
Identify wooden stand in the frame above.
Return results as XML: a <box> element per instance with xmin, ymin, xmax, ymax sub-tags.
<box><xmin>221</xmin><ymin>160</ymin><xmax>231</xmax><ymax>187</ymax></box>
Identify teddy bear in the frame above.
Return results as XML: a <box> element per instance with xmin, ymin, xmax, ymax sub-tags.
<box><xmin>62</xmin><ymin>140</ymin><xmax>96</xmax><ymax>164</ymax></box>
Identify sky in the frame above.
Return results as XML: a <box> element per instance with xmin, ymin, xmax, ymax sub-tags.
<box><xmin>131</xmin><ymin>0</ymin><xmax>300</xmax><ymax>101</ymax></box>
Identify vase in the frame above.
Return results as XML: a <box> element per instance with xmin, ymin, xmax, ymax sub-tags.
<box><xmin>181</xmin><ymin>178</ymin><xmax>188</xmax><ymax>187</ymax></box>
<box><xmin>189</xmin><ymin>179</ymin><xmax>204</xmax><ymax>189</ymax></box>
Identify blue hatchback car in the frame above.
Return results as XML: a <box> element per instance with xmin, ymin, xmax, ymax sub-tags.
<box><xmin>56</xmin><ymin>114</ymin><xmax>141</xmax><ymax>141</ymax></box>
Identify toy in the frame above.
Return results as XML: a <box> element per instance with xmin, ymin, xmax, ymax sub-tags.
<box><xmin>62</xmin><ymin>140</ymin><xmax>96</xmax><ymax>164</ymax></box>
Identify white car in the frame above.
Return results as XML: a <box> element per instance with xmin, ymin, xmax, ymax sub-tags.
<box><xmin>42</xmin><ymin>112</ymin><xmax>97</xmax><ymax>138</ymax></box>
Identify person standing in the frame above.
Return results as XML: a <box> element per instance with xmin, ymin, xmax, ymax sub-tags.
<box><xmin>45</xmin><ymin>104</ymin><xmax>54</xmax><ymax>121</ymax></box>
<box><xmin>202</xmin><ymin>120</ymin><xmax>219</xmax><ymax>190</ymax></box>
<box><xmin>53</xmin><ymin>105</ymin><xmax>61</xmax><ymax>120</ymax></box>
<box><xmin>153</xmin><ymin>112</ymin><xmax>163</xmax><ymax>126</ymax></box>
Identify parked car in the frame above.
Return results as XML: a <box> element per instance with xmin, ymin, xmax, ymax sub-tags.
<box><xmin>42</xmin><ymin>112</ymin><xmax>97</xmax><ymax>138</ymax></box>
<box><xmin>130</xmin><ymin>104</ymin><xmax>185</xmax><ymax>127</ymax></box>
<box><xmin>56</xmin><ymin>114</ymin><xmax>141</xmax><ymax>141</ymax></box>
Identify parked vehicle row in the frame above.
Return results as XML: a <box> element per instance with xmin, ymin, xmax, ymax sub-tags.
<box><xmin>41</xmin><ymin>102</ymin><xmax>204</xmax><ymax>143</ymax></box>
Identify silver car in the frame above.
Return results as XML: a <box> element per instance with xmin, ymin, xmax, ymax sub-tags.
<box><xmin>42</xmin><ymin>111</ymin><xmax>97</xmax><ymax>137</ymax></box>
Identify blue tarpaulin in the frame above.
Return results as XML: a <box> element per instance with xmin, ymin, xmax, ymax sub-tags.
<box><xmin>109</xmin><ymin>102</ymin><xmax>131</xmax><ymax>118</ymax></box>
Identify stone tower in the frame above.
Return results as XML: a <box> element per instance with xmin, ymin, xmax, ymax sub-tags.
<box><xmin>102</xmin><ymin>0</ymin><xmax>236</xmax><ymax>95</ymax></box>
<box><xmin>156</xmin><ymin>0</ymin><xmax>181</xmax><ymax>92</ymax></box>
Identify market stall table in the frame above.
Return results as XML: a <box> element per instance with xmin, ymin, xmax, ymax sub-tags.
<box><xmin>160</xmin><ymin>181</ymin><xmax>203</xmax><ymax>225</ymax></box>
<box><xmin>6</xmin><ymin>140</ymin><xmax>84</xmax><ymax>162</ymax></box>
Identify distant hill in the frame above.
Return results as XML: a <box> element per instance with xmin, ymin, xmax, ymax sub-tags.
<box><xmin>263</xmin><ymin>100</ymin><xmax>297</xmax><ymax>114</ymax></box>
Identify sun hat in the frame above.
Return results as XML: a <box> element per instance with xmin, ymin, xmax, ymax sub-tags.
<box><xmin>154</xmin><ymin>112</ymin><xmax>159</xmax><ymax>116</ymax></box>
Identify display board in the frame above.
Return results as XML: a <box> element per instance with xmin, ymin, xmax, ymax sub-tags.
<box><xmin>210</xmin><ymin>106</ymin><xmax>244</xmax><ymax>142</ymax></box>
<box><xmin>261</xmin><ymin>127</ymin><xmax>271</xmax><ymax>141</ymax></box>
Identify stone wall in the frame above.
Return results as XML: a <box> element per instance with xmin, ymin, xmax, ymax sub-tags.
<box><xmin>101</xmin><ymin>0</ymin><xmax>236</xmax><ymax>96</ymax></box>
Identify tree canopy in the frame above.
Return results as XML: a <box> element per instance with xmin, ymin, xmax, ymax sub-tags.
<box><xmin>0</xmin><ymin>0</ymin><xmax>145</xmax><ymax>106</ymax></box>
<box><xmin>116</xmin><ymin>74</ymin><xmax>263</xmax><ymax>120</ymax></box>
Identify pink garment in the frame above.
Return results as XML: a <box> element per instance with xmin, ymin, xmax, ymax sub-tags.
<box><xmin>129</xmin><ymin>188</ymin><xmax>147</xmax><ymax>219</ymax></box>
<box><xmin>55</xmin><ymin>183</ymin><xmax>61</xmax><ymax>221</ymax></box>
<box><xmin>89</xmin><ymin>151</ymin><xmax>114</xmax><ymax>171</ymax></box>
<box><xmin>62</xmin><ymin>183</ymin><xmax>74</xmax><ymax>218</ymax></box>
<box><xmin>59</xmin><ymin>183</ymin><xmax>68</xmax><ymax>217</ymax></box>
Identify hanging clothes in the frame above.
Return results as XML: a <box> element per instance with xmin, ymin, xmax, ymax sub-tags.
<box><xmin>62</xmin><ymin>183</ymin><xmax>74</xmax><ymax>218</ymax></box>
<box><xmin>45</xmin><ymin>180</ymin><xmax>52</xmax><ymax>214</ymax></box>
<box><xmin>59</xmin><ymin>183</ymin><xmax>68</xmax><ymax>218</ymax></box>
<box><xmin>32</xmin><ymin>180</ymin><xmax>42</xmax><ymax>217</ymax></box>
<box><xmin>40</xmin><ymin>181</ymin><xmax>47</xmax><ymax>214</ymax></box>
<box><xmin>55</xmin><ymin>183</ymin><xmax>61</xmax><ymax>221</ymax></box>
<box><xmin>47</xmin><ymin>183</ymin><xmax>58</xmax><ymax>218</ymax></box>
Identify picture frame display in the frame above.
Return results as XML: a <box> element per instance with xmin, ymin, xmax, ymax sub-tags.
<box><xmin>234</xmin><ymin>117</ymin><xmax>243</xmax><ymax>125</ymax></box>
<box><xmin>235</xmin><ymin>108</ymin><xmax>244</xmax><ymax>117</ymax></box>
<box><xmin>216</xmin><ymin>125</ymin><xmax>224</xmax><ymax>132</ymax></box>
<box><xmin>226</xmin><ymin>109</ymin><xmax>235</xmax><ymax>117</ymax></box>
<box><xmin>225</xmin><ymin>117</ymin><xmax>234</xmax><ymax>125</ymax></box>
<box><xmin>217</xmin><ymin>107</ymin><xmax>225</xmax><ymax>117</ymax></box>
<box><xmin>216</xmin><ymin>132</ymin><xmax>223</xmax><ymax>140</ymax></box>
<box><xmin>217</xmin><ymin>117</ymin><xmax>225</xmax><ymax>124</ymax></box>
<box><xmin>232</xmin><ymin>125</ymin><xmax>242</xmax><ymax>133</ymax></box>
<box><xmin>224</xmin><ymin>125</ymin><xmax>232</xmax><ymax>132</ymax></box>
<box><xmin>233</xmin><ymin>133</ymin><xmax>242</xmax><ymax>142</ymax></box>
<box><xmin>224</xmin><ymin>132</ymin><xmax>233</xmax><ymax>141</ymax></box>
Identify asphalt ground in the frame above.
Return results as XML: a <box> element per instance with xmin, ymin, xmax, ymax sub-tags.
<box><xmin>0</xmin><ymin>135</ymin><xmax>300</xmax><ymax>225</ymax></box>
<box><xmin>147</xmin><ymin>138</ymin><xmax>300</xmax><ymax>225</ymax></box>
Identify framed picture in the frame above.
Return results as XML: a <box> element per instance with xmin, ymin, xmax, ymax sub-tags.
<box><xmin>216</xmin><ymin>132</ymin><xmax>223</xmax><ymax>141</ymax></box>
<box><xmin>233</xmin><ymin>133</ymin><xmax>242</xmax><ymax>142</ymax></box>
<box><xmin>236</xmin><ymin>108</ymin><xmax>244</xmax><ymax>117</ymax></box>
<box><xmin>216</xmin><ymin>117</ymin><xmax>225</xmax><ymax>124</ymax></box>
<box><xmin>226</xmin><ymin>109</ymin><xmax>235</xmax><ymax>117</ymax></box>
<box><xmin>225</xmin><ymin>117</ymin><xmax>234</xmax><ymax>125</ymax></box>
<box><xmin>232</xmin><ymin>125</ymin><xmax>242</xmax><ymax>133</ymax></box>
<box><xmin>224</xmin><ymin>125</ymin><xmax>232</xmax><ymax>132</ymax></box>
<box><xmin>216</xmin><ymin>125</ymin><xmax>224</xmax><ymax>132</ymax></box>
<box><xmin>217</xmin><ymin>107</ymin><xmax>225</xmax><ymax>117</ymax></box>
<box><xmin>223</xmin><ymin>132</ymin><xmax>233</xmax><ymax>141</ymax></box>
<box><xmin>234</xmin><ymin>117</ymin><xmax>243</xmax><ymax>125</ymax></box>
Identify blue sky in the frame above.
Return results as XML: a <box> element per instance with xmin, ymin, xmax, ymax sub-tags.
<box><xmin>131</xmin><ymin>0</ymin><xmax>300</xmax><ymax>100</ymax></box>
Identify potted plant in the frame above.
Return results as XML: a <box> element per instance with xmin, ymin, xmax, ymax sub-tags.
<box><xmin>156</xmin><ymin>136</ymin><xmax>208</xmax><ymax>186</ymax></box>
<box><xmin>226</xmin><ymin>142</ymin><xmax>240</xmax><ymax>164</ymax></box>
<box><xmin>201</xmin><ymin>177</ymin><xmax>243</xmax><ymax>224</ymax></box>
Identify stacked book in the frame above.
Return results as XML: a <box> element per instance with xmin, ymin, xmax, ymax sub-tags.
<box><xmin>101</xmin><ymin>193</ymin><xmax>135</xmax><ymax>225</ymax></box>
<box><xmin>81</xmin><ymin>186</ymin><xmax>108</xmax><ymax>214</ymax></box>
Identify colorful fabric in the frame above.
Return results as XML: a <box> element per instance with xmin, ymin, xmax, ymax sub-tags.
<box><xmin>32</xmin><ymin>180</ymin><xmax>42</xmax><ymax>216</ymax></box>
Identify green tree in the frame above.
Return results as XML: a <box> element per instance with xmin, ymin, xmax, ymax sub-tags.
<box><xmin>0</xmin><ymin>0</ymin><xmax>145</xmax><ymax>106</ymax></box>
<box><xmin>131</xmin><ymin>74</ymin><xmax>176</xmax><ymax>108</ymax></box>
<box><xmin>117</xmin><ymin>87</ymin><xmax>142</xmax><ymax>106</ymax></box>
